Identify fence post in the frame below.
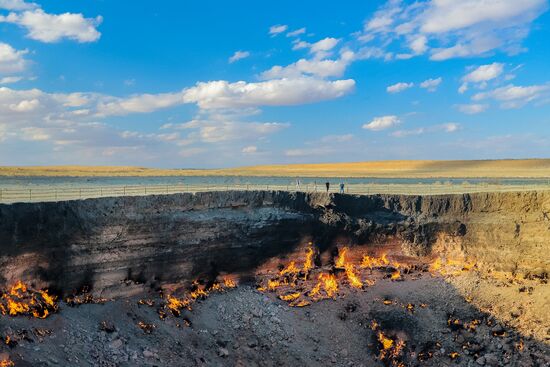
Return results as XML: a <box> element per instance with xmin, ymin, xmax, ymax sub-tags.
<box><xmin>0</xmin><ymin>188</ymin><xmax>2</xmax><ymax>201</ymax></box>
<box><xmin>79</xmin><ymin>188</ymin><xmax>82</xmax><ymax>199</ymax></box>
<box><xmin>29</xmin><ymin>189</ymin><xmax>32</xmax><ymax>201</ymax></box>
<box><xmin>124</xmin><ymin>186</ymin><xmax>126</xmax><ymax>195</ymax></box>
<box><xmin>144</xmin><ymin>187</ymin><xmax>147</xmax><ymax>195</ymax></box>
<box><xmin>55</xmin><ymin>189</ymin><xmax>57</xmax><ymax>201</ymax></box>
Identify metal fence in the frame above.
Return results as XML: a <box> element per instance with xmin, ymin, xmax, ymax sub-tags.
<box><xmin>1</xmin><ymin>182</ymin><xmax>549</xmax><ymax>204</ymax></box>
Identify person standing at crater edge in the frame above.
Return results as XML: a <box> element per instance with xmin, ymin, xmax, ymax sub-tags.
<box><xmin>325</xmin><ymin>181</ymin><xmax>330</xmax><ymax>192</ymax></box>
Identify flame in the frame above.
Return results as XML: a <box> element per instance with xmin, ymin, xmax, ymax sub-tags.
<box><xmin>303</xmin><ymin>244</ymin><xmax>315</xmax><ymax>278</ymax></box>
<box><xmin>449</xmin><ymin>352</ymin><xmax>460</xmax><ymax>360</ymax></box>
<box><xmin>309</xmin><ymin>273</ymin><xmax>338</xmax><ymax>299</ymax></box>
<box><xmin>279</xmin><ymin>292</ymin><xmax>301</xmax><ymax>302</ymax></box>
<box><xmin>222</xmin><ymin>276</ymin><xmax>237</xmax><ymax>288</ymax></box>
<box><xmin>361</xmin><ymin>253</ymin><xmax>390</xmax><ymax>269</ymax></box>
<box><xmin>516</xmin><ymin>339</ymin><xmax>524</xmax><ymax>351</ymax></box>
<box><xmin>378</xmin><ymin>331</ymin><xmax>394</xmax><ymax>350</ymax></box>
<box><xmin>390</xmin><ymin>270</ymin><xmax>401</xmax><ymax>280</ymax></box>
<box><xmin>335</xmin><ymin>247</ymin><xmax>348</xmax><ymax>268</ymax></box>
<box><xmin>1</xmin><ymin>281</ymin><xmax>57</xmax><ymax>319</ymax></box>
<box><xmin>0</xmin><ymin>359</ymin><xmax>15</xmax><ymax>367</ymax></box>
<box><xmin>344</xmin><ymin>264</ymin><xmax>363</xmax><ymax>289</ymax></box>
<box><xmin>161</xmin><ymin>277</ymin><xmax>237</xmax><ymax>319</ymax></box>
<box><xmin>430</xmin><ymin>256</ymin><xmax>476</xmax><ymax>276</ymax></box>
<box><xmin>280</xmin><ymin>261</ymin><xmax>299</xmax><ymax>276</ymax></box>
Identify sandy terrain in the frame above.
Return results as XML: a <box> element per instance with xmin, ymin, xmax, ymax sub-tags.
<box><xmin>1</xmin><ymin>159</ymin><xmax>550</xmax><ymax>178</ymax></box>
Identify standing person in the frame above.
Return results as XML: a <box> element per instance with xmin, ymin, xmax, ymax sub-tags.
<box><xmin>325</xmin><ymin>181</ymin><xmax>330</xmax><ymax>192</ymax></box>
<box><xmin>339</xmin><ymin>181</ymin><xmax>345</xmax><ymax>194</ymax></box>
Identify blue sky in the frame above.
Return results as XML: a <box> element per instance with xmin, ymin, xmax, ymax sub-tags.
<box><xmin>0</xmin><ymin>0</ymin><xmax>549</xmax><ymax>168</ymax></box>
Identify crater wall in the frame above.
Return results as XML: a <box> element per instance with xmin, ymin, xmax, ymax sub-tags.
<box><xmin>0</xmin><ymin>191</ymin><xmax>548</xmax><ymax>296</ymax></box>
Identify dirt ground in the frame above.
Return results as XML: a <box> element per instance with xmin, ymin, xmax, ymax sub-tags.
<box><xmin>1</xmin><ymin>270</ymin><xmax>549</xmax><ymax>367</ymax></box>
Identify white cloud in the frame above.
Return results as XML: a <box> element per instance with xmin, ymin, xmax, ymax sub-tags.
<box><xmin>387</xmin><ymin>82</ymin><xmax>413</xmax><ymax>93</ymax></box>
<box><xmin>391</xmin><ymin>122</ymin><xmax>460</xmax><ymax>137</ymax></box>
<box><xmin>457</xmin><ymin>103</ymin><xmax>489</xmax><ymax>114</ymax></box>
<box><xmin>228</xmin><ymin>50</ymin><xmax>250</xmax><ymax>63</ymax></box>
<box><xmin>97</xmin><ymin>91</ymin><xmax>185</xmax><ymax>116</ymax></box>
<box><xmin>287</xmin><ymin>27</ymin><xmax>306</xmax><ymax>37</ymax></box>
<box><xmin>242</xmin><ymin>145</ymin><xmax>258</xmax><ymax>154</ymax></box>
<box><xmin>360</xmin><ymin>0</ymin><xmax>548</xmax><ymax>61</ymax></box>
<box><xmin>391</xmin><ymin>128</ymin><xmax>425</xmax><ymax>137</ymax></box>
<box><xmin>420</xmin><ymin>77</ymin><xmax>442</xmax><ymax>92</ymax></box>
<box><xmin>419</xmin><ymin>0</ymin><xmax>547</xmax><ymax>34</ymax></box>
<box><xmin>284</xmin><ymin>147</ymin><xmax>332</xmax><ymax>157</ymax></box>
<box><xmin>0</xmin><ymin>42</ymin><xmax>28</xmax><ymax>73</ymax></box>
<box><xmin>409</xmin><ymin>35</ymin><xmax>428</xmax><ymax>54</ymax></box>
<box><xmin>459</xmin><ymin>63</ymin><xmax>505</xmax><ymax>93</ymax></box>
<box><xmin>166</xmin><ymin>118</ymin><xmax>289</xmax><ymax>144</ymax></box>
<box><xmin>309</xmin><ymin>37</ymin><xmax>340</xmax><ymax>55</ymax></box>
<box><xmin>261</xmin><ymin>51</ymin><xmax>355</xmax><ymax>79</ymax></box>
<box><xmin>9</xmin><ymin>97</ymin><xmax>39</xmax><ymax>112</ymax></box>
<box><xmin>182</xmin><ymin>77</ymin><xmax>355</xmax><ymax>110</ymax></box>
<box><xmin>1</xmin><ymin>9</ymin><xmax>102</xmax><ymax>43</ymax></box>
<box><xmin>269</xmin><ymin>24</ymin><xmax>288</xmax><ymax>36</ymax></box>
<box><xmin>319</xmin><ymin>134</ymin><xmax>354</xmax><ymax>143</ymax></box>
<box><xmin>441</xmin><ymin>122</ymin><xmax>460</xmax><ymax>132</ymax></box>
<box><xmin>472</xmin><ymin>83</ymin><xmax>550</xmax><ymax>108</ymax></box>
<box><xmin>0</xmin><ymin>76</ymin><xmax>23</xmax><ymax>84</ymax></box>
<box><xmin>463</xmin><ymin>62</ymin><xmax>505</xmax><ymax>83</ymax></box>
<box><xmin>0</xmin><ymin>0</ymin><xmax>37</xmax><ymax>11</ymax></box>
<box><xmin>363</xmin><ymin>115</ymin><xmax>400</xmax><ymax>131</ymax></box>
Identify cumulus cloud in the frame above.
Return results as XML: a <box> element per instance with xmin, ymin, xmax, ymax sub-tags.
<box><xmin>387</xmin><ymin>82</ymin><xmax>414</xmax><ymax>93</ymax></box>
<box><xmin>96</xmin><ymin>90</ymin><xmax>186</xmax><ymax>116</ymax></box>
<box><xmin>459</xmin><ymin>62</ymin><xmax>504</xmax><ymax>93</ymax></box>
<box><xmin>228</xmin><ymin>50</ymin><xmax>250</xmax><ymax>63</ymax></box>
<box><xmin>359</xmin><ymin>0</ymin><xmax>548</xmax><ymax>61</ymax></box>
<box><xmin>0</xmin><ymin>0</ymin><xmax>37</xmax><ymax>11</ymax></box>
<box><xmin>182</xmin><ymin>77</ymin><xmax>355</xmax><ymax>110</ymax></box>
<box><xmin>420</xmin><ymin>77</ymin><xmax>442</xmax><ymax>92</ymax></box>
<box><xmin>472</xmin><ymin>83</ymin><xmax>550</xmax><ymax>108</ymax></box>
<box><xmin>261</xmin><ymin>50</ymin><xmax>355</xmax><ymax>79</ymax></box>
<box><xmin>0</xmin><ymin>9</ymin><xmax>102</xmax><ymax>42</ymax></box>
<box><xmin>363</xmin><ymin>115</ymin><xmax>400</xmax><ymax>131</ymax></box>
<box><xmin>0</xmin><ymin>42</ymin><xmax>28</xmax><ymax>73</ymax></box>
<box><xmin>269</xmin><ymin>24</ymin><xmax>288</xmax><ymax>36</ymax></box>
<box><xmin>456</xmin><ymin>103</ymin><xmax>489</xmax><ymax>114</ymax></box>
<box><xmin>164</xmin><ymin>117</ymin><xmax>289</xmax><ymax>144</ymax></box>
<box><xmin>242</xmin><ymin>145</ymin><xmax>258</xmax><ymax>154</ymax></box>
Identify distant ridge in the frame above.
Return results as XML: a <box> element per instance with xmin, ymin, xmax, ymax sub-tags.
<box><xmin>1</xmin><ymin>159</ymin><xmax>550</xmax><ymax>178</ymax></box>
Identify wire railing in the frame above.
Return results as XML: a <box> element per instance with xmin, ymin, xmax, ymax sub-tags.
<box><xmin>1</xmin><ymin>182</ymin><xmax>549</xmax><ymax>204</ymax></box>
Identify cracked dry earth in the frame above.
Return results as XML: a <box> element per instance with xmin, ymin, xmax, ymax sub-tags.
<box><xmin>1</xmin><ymin>253</ymin><xmax>549</xmax><ymax>367</ymax></box>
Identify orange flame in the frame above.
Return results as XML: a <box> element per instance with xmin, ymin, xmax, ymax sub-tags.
<box><xmin>0</xmin><ymin>359</ymin><xmax>15</xmax><ymax>367</ymax></box>
<box><xmin>344</xmin><ymin>264</ymin><xmax>363</xmax><ymax>289</ymax></box>
<box><xmin>335</xmin><ymin>247</ymin><xmax>347</xmax><ymax>268</ymax></box>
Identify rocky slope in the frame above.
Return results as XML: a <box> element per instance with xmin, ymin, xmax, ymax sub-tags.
<box><xmin>0</xmin><ymin>191</ymin><xmax>548</xmax><ymax>296</ymax></box>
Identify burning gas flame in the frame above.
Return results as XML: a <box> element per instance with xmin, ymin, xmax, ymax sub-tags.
<box><xmin>161</xmin><ymin>277</ymin><xmax>238</xmax><ymax>319</ymax></box>
<box><xmin>344</xmin><ymin>264</ymin><xmax>363</xmax><ymax>289</ymax></box>
<box><xmin>335</xmin><ymin>247</ymin><xmax>348</xmax><ymax>268</ymax></box>
<box><xmin>361</xmin><ymin>253</ymin><xmax>390</xmax><ymax>269</ymax></box>
<box><xmin>309</xmin><ymin>273</ymin><xmax>338</xmax><ymax>299</ymax></box>
<box><xmin>0</xmin><ymin>359</ymin><xmax>15</xmax><ymax>367</ymax></box>
<box><xmin>0</xmin><ymin>281</ymin><xmax>57</xmax><ymax>319</ymax></box>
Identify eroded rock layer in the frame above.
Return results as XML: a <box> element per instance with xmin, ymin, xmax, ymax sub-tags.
<box><xmin>0</xmin><ymin>191</ymin><xmax>548</xmax><ymax>296</ymax></box>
